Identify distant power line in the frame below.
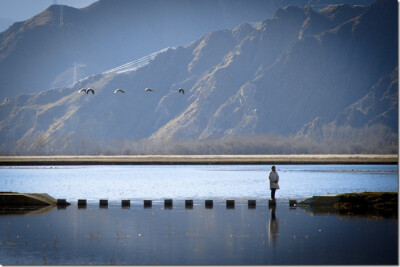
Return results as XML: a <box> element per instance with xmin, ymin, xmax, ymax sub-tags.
<box><xmin>73</xmin><ymin>62</ymin><xmax>77</xmax><ymax>84</ymax></box>
<box><xmin>59</xmin><ymin>5</ymin><xmax>64</xmax><ymax>27</ymax></box>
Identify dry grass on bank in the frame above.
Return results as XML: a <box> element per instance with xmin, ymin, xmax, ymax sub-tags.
<box><xmin>0</xmin><ymin>154</ymin><xmax>397</xmax><ymax>165</ymax></box>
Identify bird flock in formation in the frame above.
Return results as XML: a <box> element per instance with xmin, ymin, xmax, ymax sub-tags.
<box><xmin>78</xmin><ymin>87</ymin><xmax>185</xmax><ymax>95</ymax></box>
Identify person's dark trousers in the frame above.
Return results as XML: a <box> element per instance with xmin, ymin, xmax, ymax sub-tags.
<box><xmin>271</xmin><ymin>189</ymin><xmax>276</xmax><ymax>200</ymax></box>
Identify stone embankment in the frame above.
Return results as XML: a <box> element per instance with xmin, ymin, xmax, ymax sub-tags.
<box><xmin>0</xmin><ymin>192</ymin><xmax>58</xmax><ymax>206</ymax></box>
<box><xmin>0</xmin><ymin>192</ymin><xmax>70</xmax><ymax>215</ymax></box>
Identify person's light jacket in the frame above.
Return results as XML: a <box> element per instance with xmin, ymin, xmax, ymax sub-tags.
<box><xmin>269</xmin><ymin>171</ymin><xmax>280</xmax><ymax>189</ymax></box>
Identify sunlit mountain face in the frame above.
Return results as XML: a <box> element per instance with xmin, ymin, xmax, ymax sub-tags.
<box><xmin>0</xmin><ymin>0</ymin><xmax>396</xmax><ymax>155</ymax></box>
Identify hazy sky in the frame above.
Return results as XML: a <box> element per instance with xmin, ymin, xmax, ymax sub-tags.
<box><xmin>0</xmin><ymin>0</ymin><xmax>98</xmax><ymax>21</ymax></box>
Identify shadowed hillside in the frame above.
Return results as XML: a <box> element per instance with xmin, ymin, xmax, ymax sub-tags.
<box><xmin>0</xmin><ymin>0</ymin><xmax>397</xmax><ymax>155</ymax></box>
<box><xmin>0</xmin><ymin>0</ymin><xmax>376</xmax><ymax>101</ymax></box>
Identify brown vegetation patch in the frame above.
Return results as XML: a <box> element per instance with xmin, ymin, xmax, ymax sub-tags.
<box><xmin>299</xmin><ymin>192</ymin><xmax>398</xmax><ymax>218</ymax></box>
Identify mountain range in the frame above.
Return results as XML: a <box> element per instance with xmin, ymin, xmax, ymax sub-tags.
<box><xmin>0</xmin><ymin>0</ymin><xmax>397</xmax><ymax>154</ymax></box>
<box><xmin>0</xmin><ymin>0</ymin><xmax>376</xmax><ymax>101</ymax></box>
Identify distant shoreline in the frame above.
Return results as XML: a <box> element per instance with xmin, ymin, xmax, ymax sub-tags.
<box><xmin>0</xmin><ymin>154</ymin><xmax>397</xmax><ymax>165</ymax></box>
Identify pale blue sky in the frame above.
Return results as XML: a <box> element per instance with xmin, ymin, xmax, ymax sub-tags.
<box><xmin>0</xmin><ymin>0</ymin><xmax>98</xmax><ymax>21</ymax></box>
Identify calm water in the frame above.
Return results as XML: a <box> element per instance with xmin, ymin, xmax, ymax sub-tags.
<box><xmin>0</xmin><ymin>164</ymin><xmax>398</xmax><ymax>265</ymax></box>
<box><xmin>0</xmin><ymin>165</ymin><xmax>398</xmax><ymax>202</ymax></box>
<box><xmin>0</xmin><ymin>203</ymin><xmax>398</xmax><ymax>265</ymax></box>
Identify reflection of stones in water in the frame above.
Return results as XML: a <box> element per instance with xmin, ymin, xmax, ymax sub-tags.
<box><xmin>267</xmin><ymin>206</ymin><xmax>279</xmax><ymax>247</ymax></box>
<box><xmin>87</xmin><ymin>233</ymin><xmax>102</xmax><ymax>241</ymax></box>
<box><xmin>116</xmin><ymin>233</ymin><xmax>130</xmax><ymax>240</ymax></box>
<box><xmin>0</xmin><ymin>205</ymin><xmax>55</xmax><ymax>215</ymax></box>
<box><xmin>299</xmin><ymin>205</ymin><xmax>397</xmax><ymax>219</ymax></box>
<box><xmin>185</xmin><ymin>232</ymin><xmax>199</xmax><ymax>237</ymax></box>
<box><xmin>4</xmin><ymin>241</ymin><xmax>17</xmax><ymax>247</ymax></box>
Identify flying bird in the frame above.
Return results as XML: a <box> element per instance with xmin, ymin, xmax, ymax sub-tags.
<box><xmin>178</xmin><ymin>88</ymin><xmax>185</xmax><ymax>94</ymax></box>
<box><xmin>79</xmin><ymin>88</ymin><xmax>94</xmax><ymax>94</ymax></box>
<box><xmin>114</xmin><ymin>89</ymin><xmax>125</xmax><ymax>94</ymax></box>
<box><xmin>145</xmin><ymin>88</ymin><xmax>154</xmax><ymax>92</ymax></box>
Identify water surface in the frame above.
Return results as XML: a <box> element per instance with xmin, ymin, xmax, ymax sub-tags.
<box><xmin>0</xmin><ymin>203</ymin><xmax>397</xmax><ymax>265</ymax></box>
<box><xmin>0</xmin><ymin>165</ymin><xmax>397</xmax><ymax>202</ymax></box>
<box><xmin>0</xmin><ymin>164</ymin><xmax>398</xmax><ymax>265</ymax></box>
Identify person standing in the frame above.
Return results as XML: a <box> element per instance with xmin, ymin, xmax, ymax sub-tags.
<box><xmin>269</xmin><ymin>165</ymin><xmax>280</xmax><ymax>200</ymax></box>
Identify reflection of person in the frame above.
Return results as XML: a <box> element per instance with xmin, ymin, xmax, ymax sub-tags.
<box><xmin>268</xmin><ymin>206</ymin><xmax>279</xmax><ymax>247</ymax></box>
<box><xmin>268</xmin><ymin>166</ymin><xmax>280</xmax><ymax>200</ymax></box>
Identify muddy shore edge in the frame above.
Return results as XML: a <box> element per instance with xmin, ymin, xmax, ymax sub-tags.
<box><xmin>0</xmin><ymin>154</ymin><xmax>397</xmax><ymax>165</ymax></box>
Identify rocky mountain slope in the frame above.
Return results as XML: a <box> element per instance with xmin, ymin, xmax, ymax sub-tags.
<box><xmin>0</xmin><ymin>0</ymin><xmax>376</xmax><ymax>101</ymax></box>
<box><xmin>333</xmin><ymin>67</ymin><xmax>398</xmax><ymax>131</ymax></box>
<box><xmin>0</xmin><ymin>0</ymin><xmax>397</xmax><ymax>154</ymax></box>
<box><xmin>150</xmin><ymin>0</ymin><xmax>397</xmax><ymax>140</ymax></box>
